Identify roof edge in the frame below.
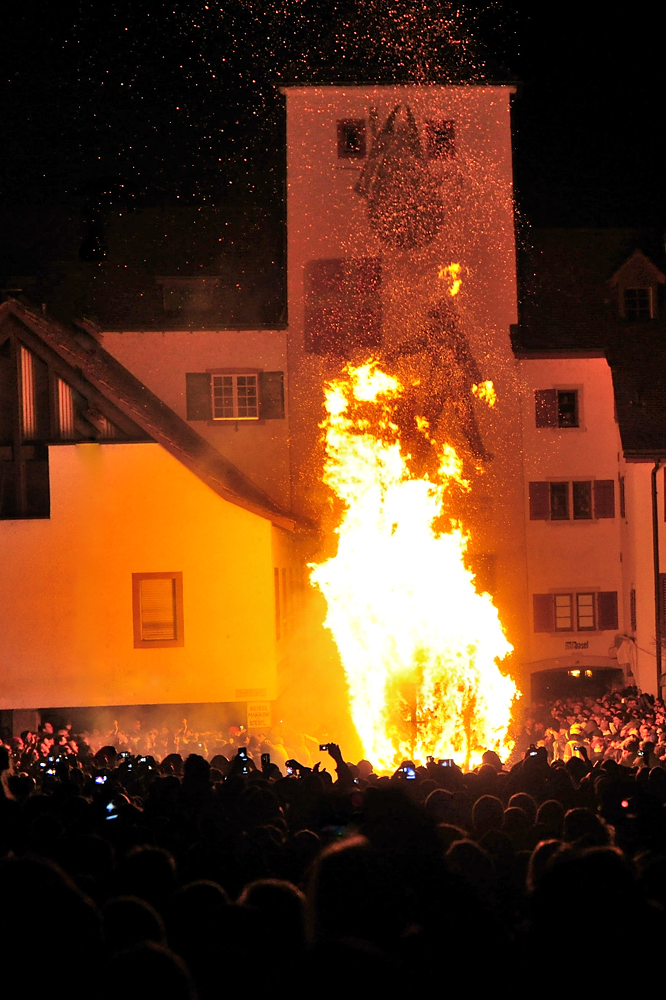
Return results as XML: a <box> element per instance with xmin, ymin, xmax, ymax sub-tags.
<box><xmin>514</xmin><ymin>349</ymin><xmax>607</xmax><ymax>360</ymax></box>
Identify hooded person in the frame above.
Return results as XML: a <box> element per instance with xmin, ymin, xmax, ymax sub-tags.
<box><xmin>563</xmin><ymin>723</ymin><xmax>591</xmax><ymax>763</ymax></box>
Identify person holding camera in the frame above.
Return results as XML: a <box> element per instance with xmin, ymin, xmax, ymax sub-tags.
<box><xmin>562</xmin><ymin>723</ymin><xmax>591</xmax><ymax>763</ymax></box>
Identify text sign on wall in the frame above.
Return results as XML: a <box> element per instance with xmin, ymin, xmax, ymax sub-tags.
<box><xmin>247</xmin><ymin>701</ymin><xmax>272</xmax><ymax>729</ymax></box>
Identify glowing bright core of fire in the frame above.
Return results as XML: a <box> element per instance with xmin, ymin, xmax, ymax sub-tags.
<box><xmin>310</xmin><ymin>362</ymin><xmax>519</xmax><ymax>772</ymax></box>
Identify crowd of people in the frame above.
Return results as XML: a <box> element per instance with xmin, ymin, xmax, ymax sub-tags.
<box><xmin>2</xmin><ymin>686</ymin><xmax>666</xmax><ymax>994</ymax></box>
<box><xmin>525</xmin><ymin>686</ymin><xmax>666</xmax><ymax>767</ymax></box>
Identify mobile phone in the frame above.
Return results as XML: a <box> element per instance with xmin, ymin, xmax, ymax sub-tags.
<box><xmin>401</xmin><ymin>764</ymin><xmax>416</xmax><ymax>780</ymax></box>
<box><xmin>261</xmin><ymin>753</ymin><xmax>270</xmax><ymax>767</ymax></box>
<box><xmin>138</xmin><ymin>756</ymin><xmax>148</xmax><ymax>763</ymax></box>
<box><xmin>529</xmin><ymin>749</ymin><xmax>539</xmax><ymax>756</ymax></box>
<box><xmin>574</xmin><ymin>745</ymin><xmax>583</xmax><ymax>752</ymax></box>
<box><xmin>637</xmin><ymin>750</ymin><xmax>645</xmax><ymax>757</ymax></box>
<box><xmin>237</xmin><ymin>747</ymin><xmax>248</xmax><ymax>759</ymax></box>
<box><xmin>441</xmin><ymin>758</ymin><xmax>454</xmax><ymax>767</ymax></box>
<box><xmin>95</xmin><ymin>775</ymin><xmax>108</xmax><ymax>785</ymax></box>
<box><xmin>45</xmin><ymin>768</ymin><xmax>56</xmax><ymax>776</ymax></box>
<box><xmin>105</xmin><ymin>800</ymin><xmax>120</xmax><ymax>821</ymax></box>
<box><xmin>286</xmin><ymin>765</ymin><xmax>295</xmax><ymax>776</ymax></box>
<box><xmin>319</xmin><ymin>743</ymin><xmax>330</xmax><ymax>752</ymax></box>
<box><xmin>426</xmin><ymin>756</ymin><xmax>434</xmax><ymax>764</ymax></box>
<box><xmin>119</xmin><ymin>751</ymin><xmax>131</xmax><ymax>759</ymax></box>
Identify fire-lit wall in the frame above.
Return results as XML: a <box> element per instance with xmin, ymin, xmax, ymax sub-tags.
<box><xmin>101</xmin><ymin>329</ymin><xmax>290</xmax><ymax>509</ymax></box>
<box><xmin>624</xmin><ymin>461</ymin><xmax>662</xmax><ymax>696</ymax></box>
<box><xmin>282</xmin><ymin>84</ymin><xmax>528</xmax><ymax>678</ymax></box>
<box><xmin>0</xmin><ymin>442</ymin><xmax>278</xmax><ymax>709</ymax></box>
<box><xmin>519</xmin><ymin>354</ymin><xmax>626</xmax><ymax>681</ymax></box>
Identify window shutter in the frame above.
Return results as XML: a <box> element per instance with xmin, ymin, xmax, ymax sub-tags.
<box><xmin>533</xmin><ymin>593</ymin><xmax>555</xmax><ymax>632</ymax></box>
<box><xmin>535</xmin><ymin>389</ymin><xmax>558</xmax><ymax>428</ymax></box>
<box><xmin>139</xmin><ymin>577</ymin><xmax>177</xmax><ymax>641</ymax></box>
<box><xmin>259</xmin><ymin>371</ymin><xmax>285</xmax><ymax>419</ymax></box>
<box><xmin>594</xmin><ymin>480</ymin><xmax>615</xmax><ymax>518</ymax></box>
<box><xmin>529</xmin><ymin>481</ymin><xmax>550</xmax><ymax>520</ymax></box>
<box><xmin>597</xmin><ymin>591</ymin><xmax>618</xmax><ymax>631</ymax></box>
<box><xmin>186</xmin><ymin>372</ymin><xmax>212</xmax><ymax>420</ymax></box>
<box><xmin>619</xmin><ymin>475</ymin><xmax>626</xmax><ymax>519</ymax></box>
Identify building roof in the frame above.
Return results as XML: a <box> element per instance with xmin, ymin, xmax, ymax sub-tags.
<box><xmin>513</xmin><ymin>228</ymin><xmax>666</xmax><ymax>459</ymax></box>
<box><xmin>0</xmin><ymin>298</ymin><xmax>298</xmax><ymax>529</ymax></box>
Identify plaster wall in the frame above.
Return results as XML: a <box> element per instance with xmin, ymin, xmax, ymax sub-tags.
<box><xmin>519</xmin><ymin>356</ymin><xmax>624</xmax><ymax>674</ymax></box>
<box><xmin>624</xmin><ymin>462</ymin><xmax>661</xmax><ymax>695</ymax></box>
<box><xmin>0</xmin><ymin>442</ymin><xmax>278</xmax><ymax>709</ymax></box>
<box><xmin>101</xmin><ymin>329</ymin><xmax>290</xmax><ymax>509</ymax></box>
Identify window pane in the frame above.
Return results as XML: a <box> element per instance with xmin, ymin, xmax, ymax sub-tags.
<box><xmin>573</xmin><ymin>481</ymin><xmax>592</xmax><ymax>519</ymax></box>
<box><xmin>140</xmin><ymin>577</ymin><xmax>176</xmax><ymax>641</ymax></box>
<box><xmin>550</xmin><ymin>482</ymin><xmax>570</xmax><ymax>520</ymax></box>
<box><xmin>337</xmin><ymin>120</ymin><xmax>366</xmax><ymax>159</ymax></box>
<box><xmin>555</xmin><ymin>594</ymin><xmax>573</xmax><ymax>630</ymax></box>
<box><xmin>577</xmin><ymin>593</ymin><xmax>596</xmax><ymax>631</ymax></box>
<box><xmin>557</xmin><ymin>391</ymin><xmax>578</xmax><ymax>427</ymax></box>
<box><xmin>624</xmin><ymin>288</ymin><xmax>652</xmax><ymax>320</ymax></box>
<box><xmin>211</xmin><ymin>374</ymin><xmax>258</xmax><ymax>419</ymax></box>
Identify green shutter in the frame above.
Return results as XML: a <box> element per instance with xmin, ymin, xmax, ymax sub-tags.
<box><xmin>259</xmin><ymin>371</ymin><xmax>285</xmax><ymax>419</ymax></box>
<box><xmin>186</xmin><ymin>373</ymin><xmax>212</xmax><ymax>420</ymax></box>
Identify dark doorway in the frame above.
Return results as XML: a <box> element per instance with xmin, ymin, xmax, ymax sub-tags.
<box><xmin>531</xmin><ymin>667</ymin><xmax>624</xmax><ymax>702</ymax></box>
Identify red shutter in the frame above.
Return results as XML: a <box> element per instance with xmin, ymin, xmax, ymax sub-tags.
<box><xmin>597</xmin><ymin>592</ymin><xmax>618</xmax><ymax>631</ymax></box>
<box><xmin>594</xmin><ymin>480</ymin><xmax>615</xmax><ymax>518</ymax></box>
<box><xmin>535</xmin><ymin>389</ymin><xmax>558</xmax><ymax>428</ymax></box>
<box><xmin>529</xmin><ymin>481</ymin><xmax>550</xmax><ymax>520</ymax></box>
<box><xmin>533</xmin><ymin>594</ymin><xmax>555</xmax><ymax>632</ymax></box>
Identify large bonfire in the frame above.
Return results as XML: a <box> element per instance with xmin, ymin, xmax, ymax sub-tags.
<box><xmin>310</xmin><ymin>361</ymin><xmax>519</xmax><ymax>772</ymax></box>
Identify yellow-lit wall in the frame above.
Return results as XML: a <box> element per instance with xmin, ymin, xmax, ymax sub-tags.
<box><xmin>0</xmin><ymin>442</ymin><xmax>278</xmax><ymax>709</ymax></box>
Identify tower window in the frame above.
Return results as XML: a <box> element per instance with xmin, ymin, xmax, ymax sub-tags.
<box><xmin>424</xmin><ymin>120</ymin><xmax>455</xmax><ymax>159</ymax></box>
<box><xmin>337</xmin><ymin>120</ymin><xmax>366</xmax><ymax>159</ymax></box>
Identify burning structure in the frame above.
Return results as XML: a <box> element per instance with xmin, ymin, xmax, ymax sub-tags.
<box><xmin>1</xmin><ymin>83</ymin><xmax>662</xmax><ymax>752</ymax></box>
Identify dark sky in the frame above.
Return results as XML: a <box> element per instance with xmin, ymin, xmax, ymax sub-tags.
<box><xmin>2</xmin><ymin>3</ymin><xmax>664</xmax><ymax>229</ymax></box>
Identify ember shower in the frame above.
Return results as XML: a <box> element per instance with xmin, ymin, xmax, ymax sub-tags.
<box><xmin>308</xmin><ymin>99</ymin><xmax>520</xmax><ymax>771</ymax></box>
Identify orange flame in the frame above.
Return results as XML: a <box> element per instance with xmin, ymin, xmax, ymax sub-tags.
<box><xmin>310</xmin><ymin>362</ymin><xmax>518</xmax><ymax>772</ymax></box>
<box><xmin>439</xmin><ymin>262</ymin><xmax>462</xmax><ymax>296</ymax></box>
<box><xmin>472</xmin><ymin>380</ymin><xmax>497</xmax><ymax>407</ymax></box>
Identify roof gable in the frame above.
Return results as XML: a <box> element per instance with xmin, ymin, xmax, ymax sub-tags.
<box><xmin>0</xmin><ymin>298</ymin><xmax>296</xmax><ymax>530</ymax></box>
<box><xmin>609</xmin><ymin>248</ymin><xmax>666</xmax><ymax>287</ymax></box>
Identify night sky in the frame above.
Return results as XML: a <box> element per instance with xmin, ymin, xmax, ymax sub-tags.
<box><xmin>2</xmin><ymin>3</ymin><xmax>664</xmax><ymax>307</ymax></box>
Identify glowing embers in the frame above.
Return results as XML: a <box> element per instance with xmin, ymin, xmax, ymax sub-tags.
<box><xmin>472</xmin><ymin>380</ymin><xmax>497</xmax><ymax>408</ymax></box>
<box><xmin>310</xmin><ymin>362</ymin><xmax>518</xmax><ymax>772</ymax></box>
<box><xmin>439</xmin><ymin>262</ymin><xmax>462</xmax><ymax>296</ymax></box>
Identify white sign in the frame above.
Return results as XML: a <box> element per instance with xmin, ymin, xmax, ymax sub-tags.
<box><xmin>247</xmin><ymin>701</ymin><xmax>272</xmax><ymax>729</ymax></box>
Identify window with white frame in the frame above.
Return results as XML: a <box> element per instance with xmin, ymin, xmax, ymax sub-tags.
<box><xmin>211</xmin><ymin>374</ymin><xmax>259</xmax><ymax>420</ymax></box>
